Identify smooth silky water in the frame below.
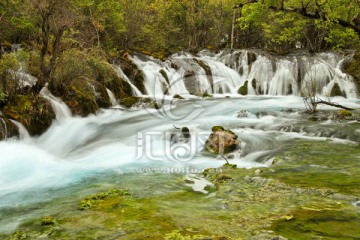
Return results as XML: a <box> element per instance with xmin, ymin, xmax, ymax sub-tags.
<box><xmin>0</xmin><ymin>95</ymin><xmax>359</xmax><ymax>238</ymax></box>
<box><xmin>1</xmin><ymin>49</ymin><xmax>360</xmax><ymax>238</ymax></box>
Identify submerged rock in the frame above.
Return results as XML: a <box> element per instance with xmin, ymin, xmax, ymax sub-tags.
<box><xmin>204</xmin><ymin>126</ymin><xmax>240</xmax><ymax>155</ymax></box>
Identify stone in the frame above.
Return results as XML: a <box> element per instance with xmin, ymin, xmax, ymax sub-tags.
<box><xmin>204</xmin><ymin>126</ymin><xmax>240</xmax><ymax>155</ymax></box>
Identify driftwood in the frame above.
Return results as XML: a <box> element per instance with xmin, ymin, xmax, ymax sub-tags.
<box><xmin>315</xmin><ymin>100</ymin><xmax>355</xmax><ymax>111</ymax></box>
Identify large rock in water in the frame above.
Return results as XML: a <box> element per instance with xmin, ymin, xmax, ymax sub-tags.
<box><xmin>204</xmin><ymin>126</ymin><xmax>240</xmax><ymax>155</ymax></box>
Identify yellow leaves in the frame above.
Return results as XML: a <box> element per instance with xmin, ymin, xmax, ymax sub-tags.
<box><xmin>92</xmin><ymin>19</ymin><xmax>104</xmax><ymax>32</ymax></box>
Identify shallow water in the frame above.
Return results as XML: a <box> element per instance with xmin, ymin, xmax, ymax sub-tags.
<box><xmin>0</xmin><ymin>96</ymin><xmax>359</xmax><ymax>235</ymax></box>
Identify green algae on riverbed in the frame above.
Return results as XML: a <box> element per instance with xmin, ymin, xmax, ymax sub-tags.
<box><xmin>2</xmin><ymin>140</ymin><xmax>360</xmax><ymax>239</ymax></box>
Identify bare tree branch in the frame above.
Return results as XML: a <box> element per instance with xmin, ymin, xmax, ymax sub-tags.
<box><xmin>315</xmin><ymin>100</ymin><xmax>355</xmax><ymax>110</ymax></box>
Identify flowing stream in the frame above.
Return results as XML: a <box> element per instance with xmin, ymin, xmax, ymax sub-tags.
<box><xmin>0</xmin><ymin>50</ymin><xmax>359</xmax><ymax>234</ymax></box>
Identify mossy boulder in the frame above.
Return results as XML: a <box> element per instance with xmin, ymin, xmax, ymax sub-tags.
<box><xmin>238</xmin><ymin>80</ymin><xmax>248</xmax><ymax>95</ymax></box>
<box><xmin>3</xmin><ymin>94</ymin><xmax>55</xmax><ymax>136</ymax></box>
<box><xmin>343</xmin><ymin>51</ymin><xmax>360</xmax><ymax>94</ymax></box>
<box><xmin>204</xmin><ymin>126</ymin><xmax>240</xmax><ymax>155</ymax></box>
<box><xmin>120</xmin><ymin>96</ymin><xmax>141</xmax><ymax>108</ymax></box>
<box><xmin>0</xmin><ymin>117</ymin><xmax>19</xmax><ymax>140</ymax></box>
<box><xmin>63</xmin><ymin>77</ymin><xmax>100</xmax><ymax>116</ymax></box>
<box><xmin>88</xmin><ymin>59</ymin><xmax>133</xmax><ymax>99</ymax></box>
<box><xmin>134</xmin><ymin>70</ymin><xmax>146</xmax><ymax>94</ymax></box>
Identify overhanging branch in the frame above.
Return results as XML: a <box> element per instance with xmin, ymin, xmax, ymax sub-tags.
<box><xmin>235</xmin><ymin>0</ymin><xmax>360</xmax><ymax>36</ymax></box>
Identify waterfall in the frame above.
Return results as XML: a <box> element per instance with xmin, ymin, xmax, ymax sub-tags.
<box><xmin>10</xmin><ymin>120</ymin><xmax>30</xmax><ymax>141</ymax></box>
<box><xmin>124</xmin><ymin>50</ymin><xmax>357</xmax><ymax>98</ymax></box>
<box><xmin>0</xmin><ymin>118</ymin><xmax>8</xmax><ymax>140</ymax></box>
<box><xmin>112</xmin><ymin>65</ymin><xmax>142</xmax><ymax>96</ymax></box>
<box><xmin>40</xmin><ymin>86</ymin><xmax>72</xmax><ymax>121</ymax></box>
<box><xmin>106</xmin><ymin>88</ymin><xmax>118</xmax><ymax>106</ymax></box>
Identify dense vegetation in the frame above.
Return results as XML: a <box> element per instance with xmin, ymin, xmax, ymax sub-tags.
<box><xmin>1</xmin><ymin>0</ymin><xmax>360</xmax><ymax>136</ymax></box>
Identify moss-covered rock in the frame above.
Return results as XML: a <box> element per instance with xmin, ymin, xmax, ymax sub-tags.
<box><xmin>343</xmin><ymin>51</ymin><xmax>360</xmax><ymax>95</ymax></box>
<box><xmin>120</xmin><ymin>96</ymin><xmax>141</xmax><ymax>108</ymax></box>
<box><xmin>238</xmin><ymin>80</ymin><xmax>248</xmax><ymax>95</ymax></box>
<box><xmin>204</xmin><ymin>126</ymin><xmax>240</xmax><ymax>155</ymax></box>
<box><xmin>63</xmin><ymin>77</ymin><xmax>99</xmax><ymax>116</ymax></box>
<box><xmin>41</xmin><ymin>216</ymin><xmax>56</xmax><ymax>226</ymax></box>
<box><xmin>3</xmin><ymin>94</ymin><xmax>55</xmax><ymax>136</ymax></box>
<box><xmin>134</xmin><ymin>70</ymin><xmax>146</xmax><ymax>94</ymax></box>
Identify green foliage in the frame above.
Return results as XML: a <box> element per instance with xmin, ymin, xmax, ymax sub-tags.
<box><xmin>263</xmin><ymin>12</ymin><xmax>307</xmax><ymax>46</ymax></box>
<box><xmin>325</xmin><ymin>27</ymin><xmax>359</xmax><ymax>50</ymax></box>
<box><xmin>0</xmin><ymin>51</ymin><xmax>30</xmax><ymax>101</ymax></box>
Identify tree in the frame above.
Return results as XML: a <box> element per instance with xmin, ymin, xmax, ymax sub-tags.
<box><xmin>29</xmin><ymin>0</ymin><xmax>78</xmax><ymax>92</ymax></box>
<box><xmin>236</xmin><ymin>0</ymin><xmax>360</xmax><ymax>52</ymax></box>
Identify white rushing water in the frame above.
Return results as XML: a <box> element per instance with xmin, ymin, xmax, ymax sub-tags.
<box><xmin>0</xmin><ymin>50</ymin><xmax>359</xmax><ymax>225</ymax></box>
<box><xmin>125</xmin><ymin>50</ymin><xmax>357</xmax><ymax>98</ymax></box>
<box><xmin>112</xmin><ymin>65</ymin><xmax>142</xmax><ymax>96</ymax></box>
<box><xmin>39</xmin><ymin>86</ymin><xmax>72</xmax><ymax>121</ymax></box>
<box><xmin>0</xmin><ymin>94</ymin><xmax>359</xmax><ymax>209</ymax></box>
<box><xmin>106</xmin><ymin>88</ymin><xmax>118</xmax><ymax>106</ymax></box>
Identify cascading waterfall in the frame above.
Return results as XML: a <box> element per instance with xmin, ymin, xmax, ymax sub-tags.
<box><xmin>124</xmin><ymin>50</ymin><xmax>357</xmax><ymax>98</ymax></box>
<box><xmin>0</xmin><ymin>49</ymin><xmax>359</xmax><ymax>233</ymax></box>
<box><xmin>40</xmin><ymin>86</ymin><xmax>72</xmax><ymax>121</ymax></box>
<box><xmin>10</xmin><ymin>120</ymin><xmax>30</xmax><ymax>141</ymax></box>
<box><xmin>0</xmin><ymin>118</ymin><xmax>8</xmax><ymax>140</ymax></box>
<box><xmin>106</xmin><ymin>88</ymin><xmax>118</xmax><ymax>106</ymax></box>
<box><xmin>112</xmin><ymin>65</ymin><xmax>142</xmax><ymax>96</ymax></box>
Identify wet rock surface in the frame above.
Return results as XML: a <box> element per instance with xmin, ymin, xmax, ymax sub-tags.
<box><xmin>204</xmin><ymin>126</ymin><xmax>240</xmax><ymax>155</ymax></box>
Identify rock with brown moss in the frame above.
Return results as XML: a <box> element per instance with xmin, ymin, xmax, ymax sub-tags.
<box><xmin>3</xmin><ymin>94</ymin><xmax>55</xmax><ymax>136</ymax></box>
<box><xmin>204</xmin><ymin>126</ymin><xmax>240</xmax><ymax>155</ymax></box>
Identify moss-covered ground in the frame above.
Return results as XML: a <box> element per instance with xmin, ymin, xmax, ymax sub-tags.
<box><xmin>1</xmin><ymin>138</ymin><xmax>359</xmax><ymax>239</ymax></box>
